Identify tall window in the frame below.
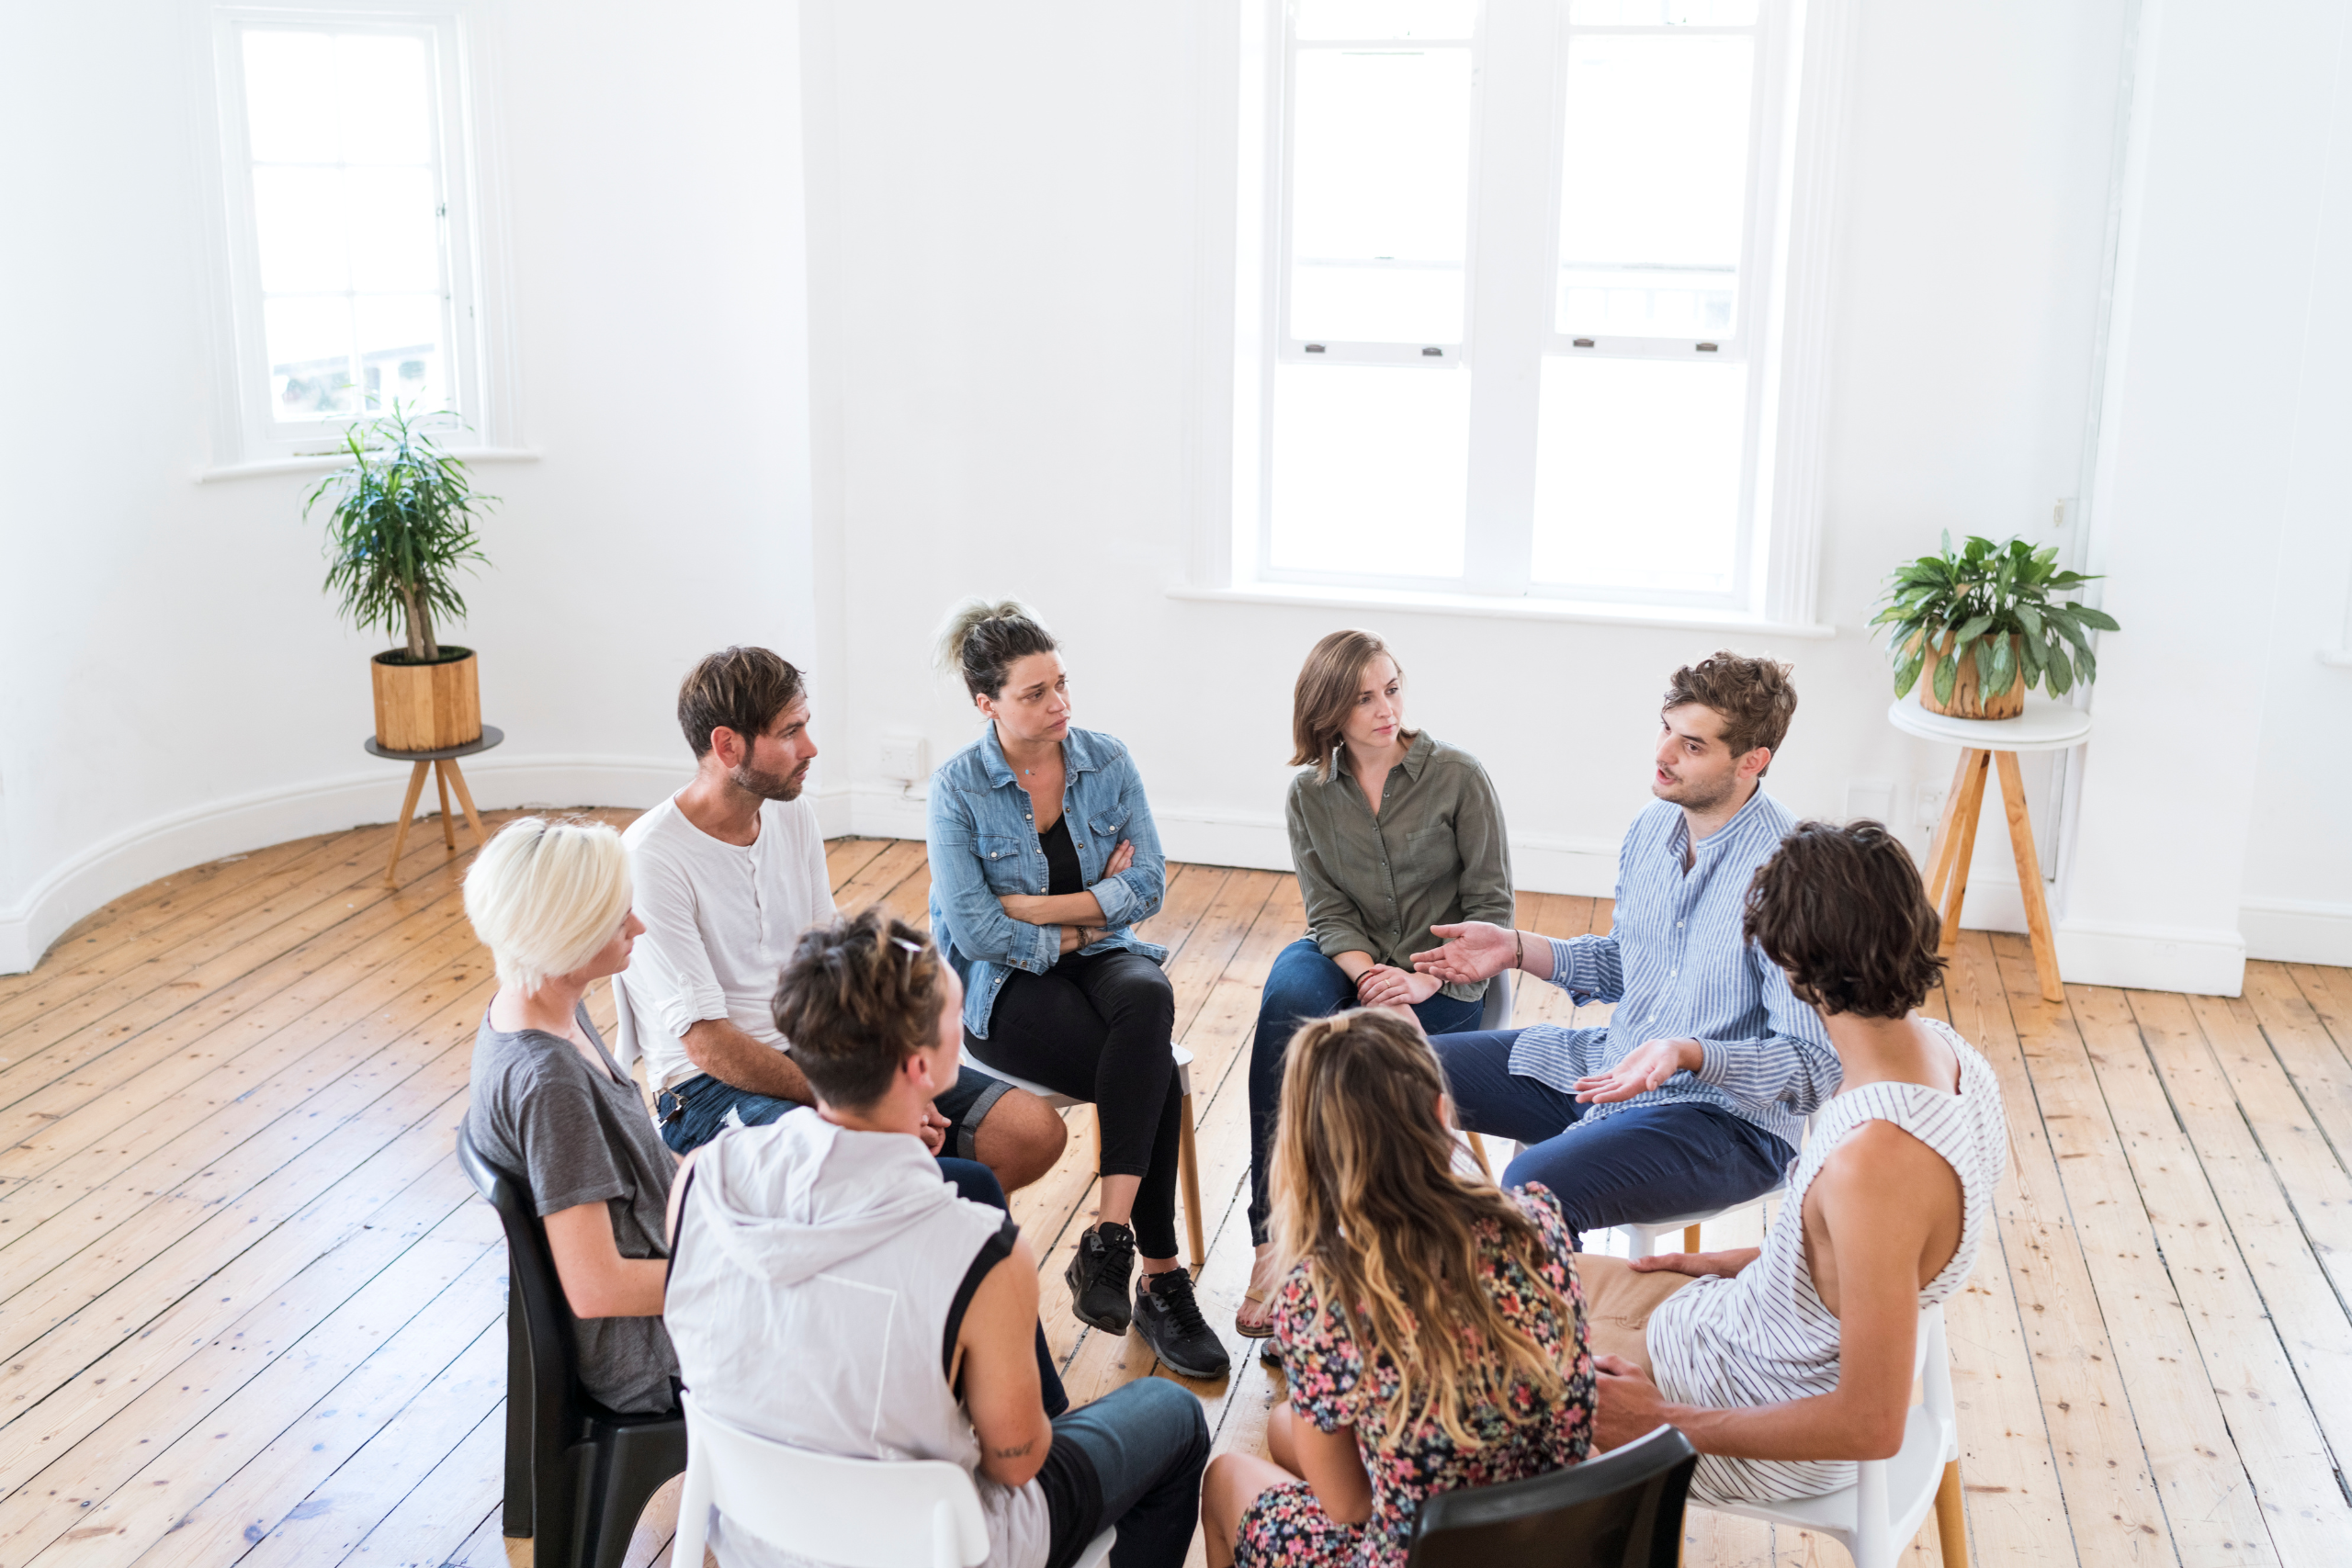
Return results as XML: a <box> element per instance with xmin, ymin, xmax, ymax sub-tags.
<box><xmin>1256</xmin><ymin>0</ymin><xmax>1794</xmax><ymax>611</ymax></box>
<box><xmin>210</xmin><ymin>10</ymin><xmax>484</xmax><ymax>459</ymax></box>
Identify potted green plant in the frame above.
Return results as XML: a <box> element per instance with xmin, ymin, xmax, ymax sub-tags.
<box><xmin>1871</xmin><ymin>533</ymin><xmax>2118</xmax><ymax>719</ymax></box>
<box><xmin>304</xmin><ymin>403</ymin><xmax>494</xmax><ymax>751</ymax></box>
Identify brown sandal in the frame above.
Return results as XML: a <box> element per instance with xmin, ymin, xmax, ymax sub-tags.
<box><xmin>1235</xmin><ymin>1286</ymin><xmax>1276</xmax><ymax>1339</ymax></box>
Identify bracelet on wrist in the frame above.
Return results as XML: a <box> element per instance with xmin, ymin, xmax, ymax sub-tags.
<box><xmin>1513</xmin><ymin>930</ymin><xmax>1525</xmax><ymax>973</ymax></box>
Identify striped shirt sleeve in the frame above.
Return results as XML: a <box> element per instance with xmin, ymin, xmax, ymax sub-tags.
<box><xmin>1690</xmin><ymin>947</ymin><xmax>1841</xmax><ymax>1115</ymax></box>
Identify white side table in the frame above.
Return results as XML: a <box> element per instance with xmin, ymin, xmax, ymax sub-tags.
<box><xmin>1887</xmin><ymin>698</ymin><xmax>2093</xmax><ymax>1003</ymax></box>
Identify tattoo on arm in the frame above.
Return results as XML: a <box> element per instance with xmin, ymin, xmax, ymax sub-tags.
<box><xmin>989</xmin><ymin>1439</ymin><xmax>1037</xmax><ymax>1459</ymax></box>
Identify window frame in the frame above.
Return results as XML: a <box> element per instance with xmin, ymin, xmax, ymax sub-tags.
<box><xmin>204</xmin><ymin>3</ymin><xmax>502</xmax><ymax>466</ymax></box>
<box><xmin>1232</xmin><ymin>0</ymin><xmax>1839</xmax><ymax>627</ymax></box>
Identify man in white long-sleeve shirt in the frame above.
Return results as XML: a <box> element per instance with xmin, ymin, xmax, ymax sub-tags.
<box><xmin>1414</xmin><ymin>652</ymin><xmax>1838</xmax><ymax>1245</ymax></box>
<box><xmin>616</xmin><ymin>647</ymin><xmax>1067</xmax><ymax>1196</ymax></box>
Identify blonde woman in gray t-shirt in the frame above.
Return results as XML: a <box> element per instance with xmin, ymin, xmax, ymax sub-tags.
<box><xmin>1237</xmin><ymin>630</ymin><xmax>1516</xmax><ymax>1339</ymax></box>
<box><xmin>461</xmin><ymin>817</ymin><xmax>679</xmax><ymax>1414</ymax></box>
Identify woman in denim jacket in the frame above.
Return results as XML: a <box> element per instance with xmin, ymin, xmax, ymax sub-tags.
<box><xmin>927</xmin><ymin>600</ymin><xmax>1230</xmax><ymax>1382</ymax></box>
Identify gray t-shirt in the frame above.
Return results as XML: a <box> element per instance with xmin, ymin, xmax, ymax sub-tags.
<box><xmin>464</xmin><ymin>1006</ymin><xmax>681</xmax><ymax>1414</ymax></box>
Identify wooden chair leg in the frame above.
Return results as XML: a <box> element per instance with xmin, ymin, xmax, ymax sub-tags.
<box><xmin>1994</xmin><ymin>751</ymin><xmax>2065</xmax><ymax>1004</ymax></box>
<box><xmin>1465</xmin><ymin>1130</ymin><xmax>1493</xmax><ymax>1178</ymax></box>
<box><xmin>433</xmin><ymin>761</ymin><xmax>458</xmax><ymax>851</ymax></box>
<box><xmin>1937</xmin><ymin>751</ymin><xmax>1990</xmax><ymax>956</ymax></box>
<box><xmin>1934</xmin><ymin>1459</ymin><xmax>1968</xmax><ymax>1565</ymax></box>
<box><xmin>1177</xmin><ymin>1092</ymin><xmax>1205</xmax><ymax>1270</ymax></box>
<box><xmin>386</xmin><ymin>761</ymin><xmax>430</xmax><ymax>886</ymax></box>
<box><xmin>1684</xmin><ymin>1223</ymin><xmax>1702</xmax><ymax>1253</ymax></box>
<box><xmin>1922</xmin><ymin>750</ymin><xmax>1976</xmax><ymax>908</ymax></box>
<box><xmin>444</xmin><ymin>757</ymin><xmax>488</xmax><ymax>844</ymax></box>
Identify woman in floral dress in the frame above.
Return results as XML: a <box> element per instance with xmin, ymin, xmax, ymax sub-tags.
<box><xmin>1200</xmin><ymin>1009</ymin><xmax>1597</xmax><ymax>1568</ymax></box>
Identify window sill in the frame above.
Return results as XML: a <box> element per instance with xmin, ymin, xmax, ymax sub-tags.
<box><xmin>194</xmin><ymin>448</ymin><xmax>541</xmax><ymax>484</ymax></box>
<box><xmin>1166</xmin><ymin>582</ymin><xmax>1838</xmax><ymax>640</ymax></box>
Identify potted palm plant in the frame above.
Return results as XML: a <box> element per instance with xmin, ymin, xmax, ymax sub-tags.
<box><xmin>1871</xmin><ymin>533</ymin><xmax>2118</xmax><ymax>718</ymax></box>
<box><xmin>305</xmin><ymin>404</ymin><xmax>494</xmax><ymax>751</ymax></box>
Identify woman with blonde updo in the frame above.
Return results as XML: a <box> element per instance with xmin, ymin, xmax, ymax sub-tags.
<box><xmin>1200</xmin><ymin>1010</ymin><xmax>1595</xmax><ymax>1568</ymax></box>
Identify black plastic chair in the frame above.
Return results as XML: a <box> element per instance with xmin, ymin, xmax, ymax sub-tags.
<box><xmin>456</xmin><ymin>1127</ymin><xmax>687</xmax><ymax>1568</ymax></box>
<box><xmin>1406</xmin><ymin>1425</ymin><xmax>1699</xmax><ymax>1568</ymax></box>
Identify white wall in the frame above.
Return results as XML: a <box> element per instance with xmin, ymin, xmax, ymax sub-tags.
<box><xmin>0</xmin><ymin>0</ymin><xmax>818</xmax><ymax>971</ymax></box>
<box><xmin>2059</xmin><ymin>0</ymin><xmax>2352</xmax><ymax>984</ymax></box>
<box><xmin>801</xmin><ymin>3</ymin><xmax>2220</xmax><ymax>957</ymax></box>
<box><xmin>9</xmin><ymin>0</ymin><xmax>2345</xmax><ymax>987</ymax></box>
<box><xmin>2231</xmin><ymin>3</ymin><xmax>2352</xmax><ymax>966</ymax></box>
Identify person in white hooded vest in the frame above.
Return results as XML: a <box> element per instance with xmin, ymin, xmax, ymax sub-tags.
<box><xmin>664</xmin><ymin>908</ymin><xmax>1210</xmax><ymax>1568</ymax></box>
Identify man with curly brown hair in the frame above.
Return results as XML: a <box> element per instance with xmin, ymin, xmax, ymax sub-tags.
<box><xmin>1413</xmin><ymin>651</ymin><xmax>1840</xmax><ymax>1247</ymax></box>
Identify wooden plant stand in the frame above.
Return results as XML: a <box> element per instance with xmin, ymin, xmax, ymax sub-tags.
<box><xmin>1888</xmin><ymin>700</ymin><xmax>2092</xmax><ymax>1003</ymax></box>
<box><xmin>363</xmin><ymin>725</ymin><xmax>504</xmax><ymax>887</ymax></box>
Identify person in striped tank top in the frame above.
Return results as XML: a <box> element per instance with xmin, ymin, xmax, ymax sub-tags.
<box><xmin>1576</xmin><ymin>819</ymin><xmax>2007</xmax><ymax>1507</ymax></box>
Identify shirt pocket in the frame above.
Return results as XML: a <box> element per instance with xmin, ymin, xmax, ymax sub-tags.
<box><xmin>973</xmin><ymin>834</ymin><xmax>1032</xmax><ymax>893</ymax></box>
<box><xmin>1086</xmin><ymin>813</ymin><xmax>1128</xmax><ymax>864</ymax></box>
<box><xmin>1400</xmin><ymin>822</ymin><xmax>1459</xmax><ymax>886</ymax></box>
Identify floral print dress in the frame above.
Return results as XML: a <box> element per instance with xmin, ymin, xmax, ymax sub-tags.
<box><xmin>1235</xmin><ymin>1184</ymin><xmax>1597</xmax><ymax>1568</ymax></box>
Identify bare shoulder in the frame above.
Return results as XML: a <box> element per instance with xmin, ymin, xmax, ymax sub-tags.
<box><xmin>1814</xmin><ymin>1120</ymin><xmax>1953</xmax><ymax>1203</ymax></box>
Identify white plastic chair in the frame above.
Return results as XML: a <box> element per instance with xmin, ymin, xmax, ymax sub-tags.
<box><xmin>970</xmin><ymin>1043</ymin><xmax>1206</xmax><ymax>1269</ymax></box>
<box><xmin>1614</xmin><ymin>1188</ymin><xmax>1782</xmax><ymax>1259</ymax></box>
<box><xmin>671</xmin><ymin>1391</ymin><xmax>1115</xmax><ymax>1568</ymax></box>
<box><xmin>1698</xmin><ymin>1301</ymin><xmax>1968</xmax><ymax>1568</ymax></box>
<box><xmin>1612</xmin><ymin>1113</ymin><xmax>1811</xmax><ymax>1258</ymax></box>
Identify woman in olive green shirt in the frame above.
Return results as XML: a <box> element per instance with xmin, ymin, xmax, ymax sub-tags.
<box><xmin>1238</xmin><ymin>629</ymin><xmax>1515</xmax><ymax>1337</ymax></box>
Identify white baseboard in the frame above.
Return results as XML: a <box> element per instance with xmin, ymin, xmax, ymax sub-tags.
<box><xmin>0</xmin><ymin>754</ymin><xmax>691</xmax><ymax>975</ymax></box>
<box><xmin>2239</xmin><ymin>897</ymin><xmax>2352</xmax><ymax>967</ymax></box>
<box><xmin>2052</xmin><ymin>918</ymin><xmax>2247</xmax><ymax>997</ymax></box>
<box><xmin>829</xmin><ymin>786</ymin><xmax>1623</xmax><ymax>895</ymax></box>
<box><xmin>1935</xmin><ymin>868</ymin><xmax>2251</xmax><ymax>995</ymax></box>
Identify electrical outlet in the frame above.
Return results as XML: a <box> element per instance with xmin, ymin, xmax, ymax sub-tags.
<box><xmin>1844</xmin><ymin>779</ymin><xmax>1895</xmax><ymax>828</ymax></box>
<box><xmin>878</xmin><ymin>733</ymin><xmax>928</xmax><ymax>784</ymax></box>
<box><xmin>1915</xmin><ymin>782</ymin><xmax>1948</xmax><ymax>829</ymax></box>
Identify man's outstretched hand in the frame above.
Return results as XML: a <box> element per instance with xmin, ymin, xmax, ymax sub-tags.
<box><xmin>1412</xmin><ymin>921</ymin><xmax>1514</xmax><ymax>985</ymax></box>
<box><xmin>1573</xmin><ymin>1036</ymin><xmax>1702</xmax><ymax>1103</ymax></box>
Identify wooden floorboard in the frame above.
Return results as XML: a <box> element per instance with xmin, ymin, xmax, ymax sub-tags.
<box><xmin>4</xmin><ymin>829</ymin><xmax>2346</xmax><ymax>1567</ymax></box>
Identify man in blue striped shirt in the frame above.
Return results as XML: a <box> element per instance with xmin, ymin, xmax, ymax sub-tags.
<box><xmin>1414</xmin><ymin>653</ymin><xmax>1839</xmax><ymax>1244</ymax></box>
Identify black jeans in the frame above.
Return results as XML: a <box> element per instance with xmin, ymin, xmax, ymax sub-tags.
<box><xmin>968</xmin><ymin>948</ymin><xmax>1182</xmax><ymax>1259</ymax></box>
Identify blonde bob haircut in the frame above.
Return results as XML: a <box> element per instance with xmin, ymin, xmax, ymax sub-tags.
<box><xmin>463</xmin><ymin>818</ymin><xmax>634</xmax><ymax>994</ymax></box>
<box><xmin>1289</xmin><ymin>629</ymin><xmax>1414</xmax><ymax>782</ymax></box>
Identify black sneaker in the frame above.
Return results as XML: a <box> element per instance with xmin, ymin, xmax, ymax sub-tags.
<box><xmin>1135</xmin><ymin>1269</ymin><xmax>1232</xmax><ymax>1380</ymax></box>
<box><xmin>1066</xmin><ymin>1223</ymin><xmax>1136</xmax><ymax>1335</ymax></box>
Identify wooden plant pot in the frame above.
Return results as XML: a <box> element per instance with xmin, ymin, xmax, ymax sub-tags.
<box><xmin>1914</xmin><ymin>632</ymin><xmax>2026</xmax><ymax>720</ymax></box>
<box><xmin>372</xmin><ymin>647</ymin><xmax>482</xmax><ymax>751</ymax></box>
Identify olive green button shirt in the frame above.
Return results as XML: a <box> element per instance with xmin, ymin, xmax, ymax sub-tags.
<box><xmin>1284</xmin><ymin>730</ymin><xmax>1516</xmax><ymax>1002</ymax></box>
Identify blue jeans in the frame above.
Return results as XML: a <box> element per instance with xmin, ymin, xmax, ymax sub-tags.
<box><xmin>1247</xmin><ymin>938</ymin><xmax>1487</xmax><ymax>1243</ymax></box>
<box><xmin>656</xmin><ymin>1064</ymin><xmax>1012</xmax><ymax>1159</ymax></box>
<box><xmin>1434</xmin><ymin>1029</ymin><xmax>1794</xmax><ymax>1243</ymax></box>
<box><xmin>1044</xmin><ymin>1377</ymin><xmax>1209</xmax><ymax>1568</ymax></box>
<box><xmin>654</xmin><ymin>1077</ymin><xmax>1068</xmax><ymax>1416</ymax></box>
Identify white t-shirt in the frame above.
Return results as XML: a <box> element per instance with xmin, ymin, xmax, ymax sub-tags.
<box><xmin>614</xmin><ymin>794</ymin><xmax>837</xmax><ymax>1092</ymax></box>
